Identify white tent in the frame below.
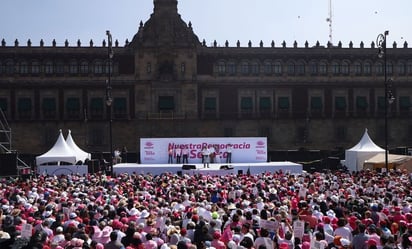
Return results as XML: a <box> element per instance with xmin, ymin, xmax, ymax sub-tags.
<box><xmin>66</xmin><ymin>130</ymin><xmax>91</xmax><ymax>163</ymax></box>
<box><xmin>36</xmin><ymin>130</ymin><xmax>77</xmax><ymax>166</ymax></box>
<box><xmin>344</xmin><ymin>129</ymin><xmax>385</xmax><ymax>172</ymax></box>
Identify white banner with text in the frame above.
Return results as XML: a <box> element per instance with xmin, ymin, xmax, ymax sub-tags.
<box><xmin>140</xmin><ymin>137</ymin><xmax>267</xmax><ymax>164</ymax></box>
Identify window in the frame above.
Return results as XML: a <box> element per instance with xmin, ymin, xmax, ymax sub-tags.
<box><xmin>5</xmin><ymin>60</ymin><xmax>15</xmax><ymax>74</ymax></box>
<box><xmin>259</xmin><ymin>97</ymin><xmax>271</xmax><ymax>112</ymax></box>
<box><xmin>227</xmin><ymin>62</ymin><xmax>236</xmax><ymax>75</ymax></box>
<box><xmin>399</xmin><ymin>96</ymin><xmax>410</xmax><ymax>111</ymax></box>
<box><xmin>217</xmin><ymin>61</ymin><xmax>226</xmax><ymax>74</ymax></box>
<box><xmin>42</xmin><ymin>97</ymin><xmax>56</xmax><ymax>118</ymax></box>
<box><xmin>264</xmin><ymin>62</ymin><xmax>272</xmax><ymax>74</ymax></box>
<box><xmin>56</xmin><ymin>61</ymin><xmax>65</xmax><ymax>74</ymax></box>
<box><xmin>66</xmin><ymin>97</ymin><xmax>80</xmax><ymax>118</ymax></box>
<box><xmin>20</xmin><ymin>61</ymin><xmax>29</xmax><ymax>74</ymax></box>
<box><xmin>31</xmin><ymin>61</ymin><xmax>40</xmax><ymax>74</ymax></box>
<box><xmin>159</xmin><ymin>96</ymin><xmax>174</xmax><ymax>111</ymax></box>
<box><xmin>90</xmin><ymin>98</ymin><xmax>104</xmax><ymax>118</ymax></box>
<box><xmin>335</xmin><ymin>97</ymin><xmax>346</xmax><ymax>110</ymax></box>
<box><xmin>69</xmin><ymin>60</ymin><xmax>78</xmax><ymax>74</ymax></box>
<box><xmin>296</xmin><ymin>63</ymin><xmax>305</xmax><ymax>75</ymax></box>
<box><xmin>80</xmin><ymin>61</ymin><xmax>89</xmax><ymax>74</ymax></box>
<box><xmin>94</xmin><ymin>61</ymin><xmax>104</xmax><ymax>74</ymax></box>
<box><xmin>356</xmin><ymin>96</ymin><xmax>368</xmax><ymax>110</ymax></box>
<box><xmin>251</xmin><ymin>62</ymin><xmax>259</xmax><ymax>75</ymax></box>
<box><xmin>341</xmin><ymin>62</ymin><xmax>349</xmax><ymax>75</ymax></box>
<box><xmin>240</xmin><ymin>97</ymin><xmax>253</xmax><ymax>112</ymax></box>
<box><xmin>204</xmin><ymin>97</ymin><xmax>216</xmax><ymax>111</ymax></box>
<box><xmin>278</xmin><ymin>97</ymin><xmax>290</xmax><ymax>110</ymax></box>
<box><xmin>241</xmin><ymin>62</ymin><xmax>249</xmax><ymax>74</ymax></box>
<box><xmin>386</xmin><ymin>63</ymin><xmax>393</xmax><ymax>75</ymax></box>
<box><xmin>319</xmin><ymin>63</ymin><xmax>327</xmax><ymax>74</ymax></box>
<box><xmin>332</xmin><ymin>62</ymin><xmax>340</xmax><ymax>74</ymax></box>
<box><xmin>354</xmin><ymin>62</ymin><xmax>362</xmax><ymax>75</ymax></box>
<box><xmin>274</xmin><ymin>62</ymin><xmax>282</xmax><ymax>74</ymax></box>
<box><xmin>113</xmin><ymin>97</ymin><xmax>127</xmax><ymax>118</ymax></box>
<box><xmin>287</xmin><ymin>63</ymin><xmax>295</xmax><ymax>74</ymax></box>
<box><xmin>311</xmin><ymin>96</ymin><xmax>322</xmax><ymax>110</ymax></box>
<box><xmin>310</xmin><ymin>62</ymin><xmax>318</xmax><ymax>75</ymax></box>
<box><xmin>375</xmin><ymin>63</ymin><xmax>384</xmax><ymax>75</ymax></box>
<box><xmin>44</xmin><ymin>61</ymin><xmax>54</xmax><ymax>74</ymax></box>
<box><xmin>377</xmin><ymin>96</ymin><xmax>385</xmax><ymax>111</ymax></box>
<box><xmin>407</xmin><ymin>62</ymin><xmax>412</xmax><ymax>75</ymax></box>
<box><xmin>363</xmin><ymin>62</ymin><xmax>371</xmax><ymax>75</ymax></box>
<box><xmin>398</xmin><ymin>63</ymin><xmax>406</xmax><ymax>75</ymax></box>
<box><xmin>17</xmin><ymin>97</ymin><xmax>32</xmax><ymax>119</ymax></box>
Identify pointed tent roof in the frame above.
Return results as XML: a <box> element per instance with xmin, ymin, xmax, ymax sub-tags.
<box><xmin>347</xmin><ymin>128</ymin><xmax>385</xmax><ymax>152</ymax></box>
<box><xmin>36</xmin><ymin>129</ymin><xmax>76</xmax><ymax>166</ymax></box>
<box><xmin>66</xmin><ymin>130</ymin><xmax>91</xmax><ymax>163</ymax></box>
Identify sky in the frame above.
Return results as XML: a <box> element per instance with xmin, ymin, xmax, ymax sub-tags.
<box><xmin>1</xmin><ymin>0</ymin><xmax>411</xmax><ymax>48</ymax></box>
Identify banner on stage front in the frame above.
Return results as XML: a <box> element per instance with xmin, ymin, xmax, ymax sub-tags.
<box><xmin>140</xmin><ymin>137</ymin><xmax>267</xmax><ymax>164</ymax></box>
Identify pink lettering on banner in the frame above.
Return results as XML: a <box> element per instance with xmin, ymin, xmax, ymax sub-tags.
<box><xmin>145</xmin><ymin>151</ymin><xmax>155</xmax><ymax>155</ymax></box>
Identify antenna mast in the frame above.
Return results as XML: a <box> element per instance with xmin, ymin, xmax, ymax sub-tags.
<box><xmin>326</xmin><ymin>0</ymin><xmax>333</xmax><ymax>45</ymax></box>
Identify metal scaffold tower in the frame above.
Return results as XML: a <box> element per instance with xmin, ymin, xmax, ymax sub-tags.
<box><xmin>0</xmin><ymin>107</ymin><xmax>11</xmax><ymax>153</ymax></box>
<box><xmin>0</xmin><ymin>107</ymin><xmax>30</xmax><ymax>175</ymax></box>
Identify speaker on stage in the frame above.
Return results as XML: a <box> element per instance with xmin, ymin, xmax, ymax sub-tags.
<box><xmin>182</xmin><ymin>164</ymin><xmax>196</xmax><ymax>170</ymax></box>
<box><xmin>220</xmin><ymin>165</ymin><xmax>233</xmax><ymax>170</ymax></box>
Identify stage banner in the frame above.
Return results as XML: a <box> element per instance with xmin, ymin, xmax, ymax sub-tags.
<box><xmin>140</xmin><ymin>137</ymin><xmax>267</xmax><ymax>164</ymax></box>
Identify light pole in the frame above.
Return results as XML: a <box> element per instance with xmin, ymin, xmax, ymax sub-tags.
<box><xmin>376</xmin><ymin>30</ymin><xmax>393</xmax><ymax>173</ymax></box>
<box><xmin>106</xmin><ymin>30</ymin><xmax>114</xmax><ymax>175</ymax></box>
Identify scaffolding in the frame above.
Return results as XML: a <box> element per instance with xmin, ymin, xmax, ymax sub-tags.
<box><xmin>0</xmin><ymin>107</ymin><xmax>30</xmax><ymax>175</ymax></box>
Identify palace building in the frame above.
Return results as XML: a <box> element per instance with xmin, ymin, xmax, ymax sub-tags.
<box><xmin>1</xmin><ymin>0</ymin><xmax>412</xmax><ymax>161</ymax></box>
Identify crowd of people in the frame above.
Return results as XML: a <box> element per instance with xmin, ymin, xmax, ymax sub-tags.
<box><xmin>0</xmin><ymin>168</ymin><xmax>411</xmax><ymax>249</ymax></box>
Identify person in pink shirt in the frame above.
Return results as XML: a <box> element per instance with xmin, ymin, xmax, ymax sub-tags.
<box><xmin>144</xmin><ymin>233</ymin><xmax>158</xmax><ymax>249</ymax></box>
<box><xmin>211</xmin><ymin>231</ymin><xmax>226</xmax><ymax>249</ymax></box>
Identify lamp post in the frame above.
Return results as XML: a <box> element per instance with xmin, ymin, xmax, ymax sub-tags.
<box><xmin>376</xmin><ymin>30</ymin><xmax>393</xmax><ymax>173</ymax></box>
<box><xmin>105</xmin><ymin>30</ymin><xmax>114</xmax><ymax>175</ymax></box>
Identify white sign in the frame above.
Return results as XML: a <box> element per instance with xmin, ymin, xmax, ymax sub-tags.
<box><xmin>140</xmin><ymin>137</ymin><xmax>267</xmax><ymax>164</ymax></box>
<box><xmin>293</xmin><ymin>220</ymin><xmax>305</xmax><ymax>239</ymax></box>
<box><xmin>21</xmin><ymin>223</ymin><xmax>33</xmax><ymax>239</ymax></box>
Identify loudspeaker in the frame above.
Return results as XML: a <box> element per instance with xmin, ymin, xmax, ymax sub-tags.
<box><xmin>220</xmin><ymin>165</ymin><xmax>233</xmax><ymax>170</ymax></box>
<box><xmin>182</xmin><ymin>164</ymin><xmax>196</xmax><ymax>170</ymax></box>
<box><xmin>0</xmin><ymin>152</ymin><xmax>18</xmax><ymax>176</ymax></box>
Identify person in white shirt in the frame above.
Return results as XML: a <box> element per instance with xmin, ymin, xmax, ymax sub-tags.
<box><xmin>175</xmin><ymin>147</ymin><xmax>182</xmax><ymax>164</ymax></box>
<box><xmin>182</xmin><ymin>145</ymin><xmax>189</xmax><ymax>164</ymax></box>
<box><xmin>201</xmin><ymin>146</ymin><xmax>210</xmax><ymax>168</ymax></box>
<box><xmin>226</xmin><ymin>144</ymin><xmax>233</xmax><ymax>163</ymax></box>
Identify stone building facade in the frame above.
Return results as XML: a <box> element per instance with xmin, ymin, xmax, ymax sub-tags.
<box><xmin>1</xmin><ymin>0</ymin><xmax>412</xmax><ymax>159</ymax></box>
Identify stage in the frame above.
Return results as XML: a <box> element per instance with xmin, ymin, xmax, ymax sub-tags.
<box><xmin>112</xmin><ymin>161</ymin><xmax>302</xmax><ymax>176</ymax></box>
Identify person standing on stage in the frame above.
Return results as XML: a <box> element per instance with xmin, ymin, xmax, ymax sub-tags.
<box><xmin>226</xmin><ymin>143</ymin><xmax>233</xmax><ymax>163</ymax></box>
<box><xmin>209</xmin><ymin>144</ymin><xmax>216</xmax><ymax>163</ymax></box>
<box><xmin>175</xmin><ymin>146</ymin><xmax>182</xmax><ymax>164</ymax></box>
<box><xmin>182</xmin><ymin>145</ymin><xmax>189</xmax><ymax>164</ymax></box>
<box><xmin>201</xmin><ymin>145</ymin><xmax>210</xmax><ymax>168</ymax></box>
<box><xmin>168</xmin><ymin>145</ymin><xmax>174</xmax><ymax>164</ymax></box>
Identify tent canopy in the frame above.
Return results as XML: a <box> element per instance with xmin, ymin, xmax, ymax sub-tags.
<box><xmin>344</xmin><ymin>128</ymin><xmax>385</xmax><ymax>172</ymax></box>
<box><xmin>36</xmin><ymin>130</ymin><xmax>76</xmax><ymax>166</ymax></box>
<box><xmin>66</xmin><ymin>129</ymin><xmax>91</xmax><ymax>163</ymax></box>
<box><xmin>364</xmin><ymin>154</ymin><xmax>412</xmax><ymax>171</ymax></box>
